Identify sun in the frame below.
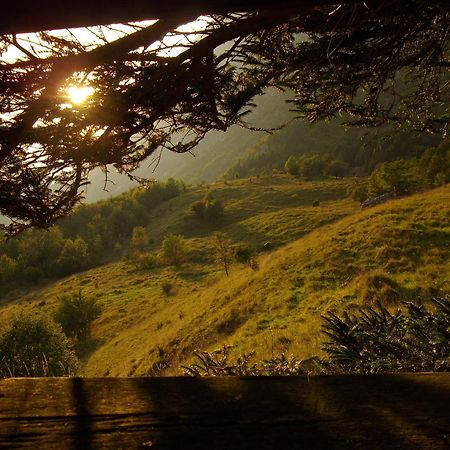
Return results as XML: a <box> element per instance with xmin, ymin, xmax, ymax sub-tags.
<box><xmin>67</xmin><ymin>86</ymin><xmax>94</xmax><ymax>105</ymax></box>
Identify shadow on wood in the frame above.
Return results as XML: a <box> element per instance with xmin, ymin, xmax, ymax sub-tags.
<box><xmin>0</xmin><ymin>373</ymin><xmax>449</xmax><ymax>449</ymax></box>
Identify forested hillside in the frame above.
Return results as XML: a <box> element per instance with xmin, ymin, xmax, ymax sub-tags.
<box><xmin>85</xmin><ymin>90</ymin><xmax>439</xmax><ymax>202</ymax></box>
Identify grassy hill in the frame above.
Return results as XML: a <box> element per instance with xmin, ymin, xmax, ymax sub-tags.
<box><xmin>0</xmin><ymin>175</ymin><xmax>448</xmax><ymax>376</ymax></box>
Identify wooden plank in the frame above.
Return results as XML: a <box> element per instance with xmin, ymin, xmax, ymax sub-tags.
<box><xmin>0</xmin><ymin>374</ymin><xmax>449</xmax><ymax>449</ymax></box>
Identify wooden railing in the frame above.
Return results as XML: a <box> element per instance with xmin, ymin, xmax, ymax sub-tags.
<box><xmin>0</xmin><ymin>373</ymin><xmax>449</xmax><ymax>449</ymax></box>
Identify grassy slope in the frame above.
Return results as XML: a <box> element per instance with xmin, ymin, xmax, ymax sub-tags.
<box><xmin>1</xmin><ymin>176</ymin><xmax>448</xmax><ymax>376</ymax></box>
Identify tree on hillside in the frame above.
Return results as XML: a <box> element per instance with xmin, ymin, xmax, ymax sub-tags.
<box><xmin>161</xmin><ymin>234</ymin><xmax>187</xmax><ymax>266</ymax></box>
<box><xmin>0</xmin><ymin>314</ymin><xmax>79</xmax><ymax>377</ymax></box>
<box><xmin>285</xmin><ymin>155</ymin><xmax>300</xmax><ymax>176</ymax></box>
<box><xmin>16</xmin><ymin>227</ymin><xmax>64</xmax><ymax>281</ymax></box>
<box><xmin>131</xmin><ymin>226</ymin><xmax>150</xmax><ymax>251</ymax></box>
<box><xmin>213</xmin><ymin>232</ymin><xmax>234</xmax><ymax>277</ymax></box>
<box><xmin>0</xmin><ymin>1</ymin><xmax>448</xmax><ymax>233</ymax></box>
<box><xmin>419</xmin><ymin>140</ymin><xmax>450</xmax><ymax>186</ymax></box>
<box><xmin>54</xmin><ymin>291</ymin><xmax>102</xmax><ymax>341</ymax></box>
<box><xmin>368</xmin><ymin>159</ymin><xmax>421</xmax><ymax>197</ymax></box>
<box><xmin>299</xmin><ymin>155</ymin><xmax>328</xmax><ymax>178</ymax></box>
<box><xmin>53</xmin><ymin>237</ymin><xmax>89</xmax><ymax>276</ymax></box>
<box><xmin>325</xmin><ymin>160</ymin><xmax>350</xmax><ymax>179</ymax></box>
<box><xmin>191</xmin><ymin>193</ymin><xmax>224</xmax><ymax>222</ymax></box>
<box><xmin>235</xmin><ymin>244</ymin><xmax>259</xmax><ymax>271</ymax></box>
<box><xmin>0</xmin><ymin>255</ymin><xmax>18</xmax><ymax>287</ymax></box>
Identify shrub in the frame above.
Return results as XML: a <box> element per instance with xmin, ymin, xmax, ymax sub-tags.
<box><xmin>284</xmin><ymin>155</ymin><xmax>300</xmax><ymax>176</ymax></box>
<box><xmin>299</xmin><ymin>154</ymin><xmax>328</xmax><ymax>178</ymax></box>
<box><xmin>52</xmin><ymin>237</ymin><xmax>88</xmax><ymax>277</ymax></box>
<box><xmin>0</xmin><ymin>314</ymin><xmax>79</xmax><ymax>377</ymax></box>
<box><xmin>213</xmin><ymin>232</ymin><xmax>234</xmax><ymax>276</ymax></box>
<box><xmin>131</xmin><ymin>226</ymin><xmax>150</xmax><ymax>250</ymax></box>
<box><xmin>321</xmin><ymin>296</ymin><xmax>450</xmax><ymax>373</ymax></box>
<box><xmin>204</xmin><ymin>198</ymin><xmax>224</xmax><ymax>221</ymax></box>
<box><xmin>192</xmin><ymin>193</ymin><xmax>224</xmax><ymax>222</ymax></box>
<box><xmin>191</xmin><ymin>200</ymin><xmax>205</xmax><ymax>219</ymax></box>
<box><xmin>349</xmin><ymin>179</ymin><xmax>369</xmax><ymax>203</ymax></box>
<box><xmin>325</xmin><ymin>160</ymin><xmax>350</xmax><ymax>178</ymax></box>
<box><xmin>0</xmin><ymin>255</ymin><xmax>18</xmax><ymax>286</ymax></box>
<box><xmin>368</xmin><ymin>159</ymin><xmax>421</xmax><ymax>197</ymax></box>
<box><xmin>161</xmin><ymin>234</ymin><xmax>187</xmax><ymax>266</ymax></box>
<box><xmin>235</xmin><ymin>244</ymin><xmax>259</xmax><ymax>270</ymax></box>
<box><xmin>183</xmin><ymin>345</ymin><xmax>319</xmax><ymax>376</ymax></box>
<box><xmin>132</xmin><ymin>252</ymin><xmax>159</xmax><ymax>270</ymax></box>
<box><xmin>161</xmin><ymin>281</ymin><xmax>174</xmax><ymax>296</ymax></box>
<box><xmin>54</xmin><ymin>291</ymin><xmax>102</xmax><ymax>341</ymax></box>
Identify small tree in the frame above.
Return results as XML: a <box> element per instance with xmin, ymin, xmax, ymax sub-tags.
<box><xmin>299</xmin><ymin>154</ymin><xmax>328</xmax><ymax>178</ymax></box>
<box><xmin>161</xmin><ymin>234</ymin><xmax>187</xmax><ymax>266</ymax></box>
<box><xmin>368</xmin><ymin>159</ymin><xmax>421</xmax><ymax>197</ymax></box>
<box><xmin>349</xmin><ymin>179</ymin><xmax>369</xmax><ymax>204</ymax></box>
<box><xmin>204</xmin><ymin>198</ymin><xmax>224</xmax><ymax>222</ymax></box>
<box><xmin>131</xmin><ymin>226</ymin><xmax>150</xmax><ymax>250</ymax></box>
<box><xmin>0</xmin><ymin>255</ymin><xmax>18</xmax><ymax>286</ymax></box>
<box><xmin>192</xmin><ymin>193</ymin><xmax>224</xmax><ymax>222</ymax></box>
<box><xmin>235</xmin><ymin>244</ymin><xmax>259</xmax><ymax>271</ymax></box>
<box><xmin>0</xmin><ymin>314</ymin><xmax>79</xmax><ymax>377</ymax></box>
<box><xmin>284</xmin><ymin>155</ymin><xmax>300</xmax><ymax>176</ymax></box>
<box><xmin>52</xmin><ymin>237</ymin><xmax>88</xmax><ymax>276</ymax></box>
<box><xmin>191</xmin><ymin>200</ymin><xmax>205</xmax><ymax>219</ymax></box>
<box><xmin>54</xmin><ymin>291</ymin><xmax>102</xmax><ymax>341</ymax></box>
<box><xmin>325</xmin><ymin>160</ymin><xmax>350</xmax><ymax>178</ymax></box>
<box><xmin>213</xmin><ymin>232</ymin><xmax>234</xmax><ymax>277</ymax></box>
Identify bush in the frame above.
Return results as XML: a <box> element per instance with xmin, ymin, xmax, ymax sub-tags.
<box><xmin>368</xmin><ymin>159</ymin><xmax>421</xmax><ymax>197</ymax></box>
<box><xmin>418</xmin><ymin>140</ymin><xmax>450</xmax><ymax>186</ymax></box>
<box><xmin>0</xmin><ymin>255</ymin><xmax>18</xmax><ymax>286</ymax></box>
<box><xmin>191</xmin><ymin>193</ymin><xmax>224</xmax><ymax>222</ymax></box>
<box><xmin>321</xmin><ymin>296</ymin><xmax>450</xmax><ymax>373</ymax></box>
<box><xmin>132</xmin><ymin>252</ymin><xmax>159</xmax><ymax>270</ymax></box>
<box><xmin>284</xmin><ymin>155</ymin><xmax>300</xmax><ymax>176</ymax></box>
<box><xmin>0</xmin><ymin>314</ymin><xmax>79</xmax><ymax>377</ymax></box>
<box><xmin>235</xmin><ymin>244</ymin><xmax>259</xmax><ymax>270</ymax></box>
<box><xmin>54</xmin><ymin>291</ymin><xmax>102</xmax><ymax>341</ymax></box>
<box><xmin>204</xmin><ymin>198</ymin><xmax>224</xmax><ymax>221</ymax></box>
<box><xmin>161</xmin><ymin>234</ymin><xmax>187</xmax><ymax>266</ymax></box>
<box><xmin>325</xmin><ymin>160</ymin><xmax>350</xmax><ymax>178</ymax></box>
<box><xmin>349</xmin><ymin>179</ymin><xmax>369</xmax><ymax>203</ymax></box>
<box><xmin>161</xmin><ymin>281</ymin><xmax>174</xmax><ymax>296</ymax></box>
<box><xmin>131</xmin><ymin>226</ymin><xmax>150</xmax><ymax>250</ymax></box>
<box><xmin>183</xmin><ymin>345</ymin><xmax>319</xmax><ymax>376</ymax></box>
<box><xmin>299</xmin><ymin>154</ymin><xmax>328</xmax><ymax>178</ymax></box>
<box><xmin>191</xmin><ymin>200</ymin><xmax>205</xmax><ymax>219</ymax></box>
<box><xmin>52</xmin><ymin>237</ymin><xmax>89</xmax><ymax>277</ymax></box>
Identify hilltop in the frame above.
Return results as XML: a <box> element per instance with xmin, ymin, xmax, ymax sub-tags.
<box><xmin>0</xmin><ymin>175</ymin><xmax>448</xmax><ymax>376</ymax></box>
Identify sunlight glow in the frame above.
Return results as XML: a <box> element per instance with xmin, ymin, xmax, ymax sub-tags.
<box><xmin>67</xmin><ymin>86</ymin><xmax>94</xmax><ymax>104</ymax></box>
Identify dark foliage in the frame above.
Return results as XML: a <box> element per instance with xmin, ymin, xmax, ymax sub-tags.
<box><xmin>183</xmin><ymin>345</ymin><xmax>318</xmax><ymax>376</ymax></box>
<box><xmin>321</xmin><ymin>297</ymin><xmax>450</xmax><ymax>373</ymax></box>
<box><xmin>0</xmin><ymin>179</ymin><xmax>183</xmax><ymax>289</ymax></box>
<box><xmin>0</xmin><ymin>314</ymin><xmax>79</xmax><ymax>377</ymax></box>
<box><xmin>235</xmin><ymin>244</ymin><xmax>259</xmax><ymax>271</ymax></box>
<box><xmin>54</xmin><ymin>291</ymin><xmax>102</xmax><ymax>341</ymax></box>
<box><xmin>191</xmin><ymin>192</ymin><xmax>224</xmax><ymax>222</ymax></box>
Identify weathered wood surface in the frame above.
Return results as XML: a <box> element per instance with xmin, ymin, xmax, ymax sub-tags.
<box><xmin>0</xmin><ymin>374</ymin><xmax>449</xmax><ymax>449</ymax></box>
